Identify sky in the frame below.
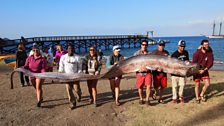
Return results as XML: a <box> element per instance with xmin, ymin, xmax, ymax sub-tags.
<box><xmin>1</xmin><ymin>0</ymin><xmax>224</xmax><ymax>39</ymax></box>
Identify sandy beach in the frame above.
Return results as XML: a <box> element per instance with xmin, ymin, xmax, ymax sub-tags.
<box><xmin>0</xmin><ymin>62</ymin><xmax>224</xmax><ymax>126</ymax></box>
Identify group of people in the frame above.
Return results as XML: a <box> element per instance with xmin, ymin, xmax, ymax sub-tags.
<box><xmin>133</xmin><ymin>39</ymin><xmax>213</xmax><ymax>105</ymax></box>
<box><xmin>15</xmin><ymin>39</ymin><xmax>214</xmax><ymax>109</ymax></box>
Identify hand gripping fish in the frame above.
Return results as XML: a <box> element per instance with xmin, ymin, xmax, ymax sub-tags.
<box><xmin>10</xmin><ymin>54</ymin><xmax>199</xmax><ymax>89</ymax></box>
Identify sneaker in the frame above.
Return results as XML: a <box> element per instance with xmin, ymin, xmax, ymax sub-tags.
<box><xmin>70</xmin><ymin>102</ymin><xmax>76</xmax><ymax>110</ymax></box>
<box><xmin>172</xmin><ymin>99</ymin><xmax>177</xmax><ymax>104</ymax></box>
<box><xmin>93</xmin><ymin>103</ymin><xmax>98</xmax><ymax>107</ymax></box>
<box><xmin>21</xmin><ymin>84</ymin><xmax>25</xmax><ymax>87</ymax></box>
<box><xmin>89</xmin><ymin>99</ymin><xmax>93</xmax><ymax>104</ymax></box>
<box><xmin>179</xmin><ymin>97</ymin><xmax>185</xmax><ymax>103</ymax></box>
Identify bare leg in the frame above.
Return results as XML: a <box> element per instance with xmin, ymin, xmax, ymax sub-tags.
<box><xmin>87</xmin><ymin>81</ymin><xmax>93</xmax><ymax>100</ymax></box>
<box><xmin>138</xmin><ymin>88</ymin><xmax>143</xmax><ymax>100</ymax></box>
<box><xmin>114</xmin><ymin>77</ymin><xmax>121</xmax><ymax>105</ymax></box>
<box><xmin>200</xmin><ymin>79</ymin><xmax>210</xmax><ymax>97</ymax></box>
<box><xmin>92</xmin><ymin>80</ymin><xmax>98</xmax><ymax>104</ymax></box>
<box><xmin>35</xmin><ymin>78</ymin><xmax>42</xmax><ymax>102</ymax></box>
<box><xmin>146</xmin><ymin>85</ymin><xmax>150</xmax><ymax>101</ymax></box>
<box><xmin>110</xmin><ymin>79</ymin><xmax>115</xmax><ymax>99</ymax></box>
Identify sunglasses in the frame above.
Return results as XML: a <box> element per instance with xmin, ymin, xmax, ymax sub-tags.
<box><xmin>159</xmin><ymin>44</ymin><xmax>165</xmax><ymax>46</ymax></box>
<box><xmin>141</xmin><ymin>44</ymin><xmax>148</xmax><ymax>46</ymax></box>
<box><xmin>89</xmin><ymin>49</ymin><xmax>95</xmax><ymax>51</ymax></box>
<box><xmin>33</xmin><ymin>49</ymin><xmax>39</xmax><ymax>52</ymax></box>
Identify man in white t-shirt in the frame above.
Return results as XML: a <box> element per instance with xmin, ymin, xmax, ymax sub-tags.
<box><xmin>58</xmin><ymin>44</ymin><xmax>82</xmax><ymax>110</ymax></box>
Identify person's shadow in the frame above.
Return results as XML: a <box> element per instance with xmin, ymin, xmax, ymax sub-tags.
<box><xmin>41</xmin><ymin>81</ymin><xmax>224</xmax><ymax>108</ymax></box>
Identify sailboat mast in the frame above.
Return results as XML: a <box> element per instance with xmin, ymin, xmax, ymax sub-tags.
<box><xmin>212</xmin><ymin>21</ymin><xmax>216</xmax><ymax>36</ymax></box>
<box><xmin>219</xmin><ymin>22</ymin><xmax>222</xmax><ymax>36</ymax></box>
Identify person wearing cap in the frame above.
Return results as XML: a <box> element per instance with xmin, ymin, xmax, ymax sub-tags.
<box><xmin>192</xmin><ymin>39</ymin><xmax>214</xmax><ymax>103</ymax></box>
<box><xmin>58</xmin><ymin>44</ymin><xmax>83</xmax><ymax>110</ymax></box>
<box><xmin>133</xmin><ymin>40</ymin><xmax>152</xmax><ymax>105</ymax></box>
<box><xmin>106</xmin><ymin>45</ymin><xmax>124</xmax><ymax>106</ymax></box>
<box><xmin>150</xmin><ymin>40</ymin><xmax>169</xmax><ymax>104</ymax></box>
<box><xmin>171</xmin><ymin>40</ymin><xmax>189</xmax><ymax>103</ymax></box>
<box><xmin>29</xmin><ymin>43</ymin><xmax>44</xmax><ymax>56</ymax></box>
<box><xmin>24</xmin><ymin>45</ymin><xmax>47</xmax><ymax>107</ymax></box>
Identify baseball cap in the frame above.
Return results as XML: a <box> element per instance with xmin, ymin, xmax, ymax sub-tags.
<box><xmin>32</xmin><ymin>44</ymin><xmax>40</xmax><ymax>50</ymax></box>
<box><xmin>158</xmin><ymin>40</ymin><xmax>165</xmax><ymax>46</ymax></box>
<box><xmin>178</xmin><ymin>40</ymin><xmax>186</xmax><ymax>47</ymax></box>
<box><xmin>113</xmin><ymin>45</ymin><xmax>121</xmax><ymax>51</ymax></box>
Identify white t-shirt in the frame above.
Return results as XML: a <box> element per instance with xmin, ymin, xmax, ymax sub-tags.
<box><xmin>58</xmin><ymin>53</ymin><xmax>82</xmax><ymax>73</ymax></box>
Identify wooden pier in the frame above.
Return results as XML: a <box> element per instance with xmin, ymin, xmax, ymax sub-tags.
<box><xmin>0</xmin><ymin>35</ymin><xmax>150</xmax><ymax>54</ymax></box>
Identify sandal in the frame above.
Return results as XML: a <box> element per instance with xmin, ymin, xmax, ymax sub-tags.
<box><xmin>139</xmin><ymin>100</ymin><xmax>144</xmax><ymax>105</ymax></box>
<box><xmin>200</xmin><ymin>95</ymin><xmax>207</xmax><ymax>102</ymax></box>
<box><xmin>195</xmin><ymin>98</ymin><xmax>200</xmax><ymax>104</ymax></box>
<box><xmin>152</xmin><ymin>93</ymin><xmax>157</xmax><ymax>100</ymax></box>
<box><xmin>158</xmin><ymin>99</ymin><xmax>165</xmax><ymax>104</ymax></box>
<box><xmin>115</xmin><ymin>101</ymin><xmax>121</xmax><ymax>106</ymax></box>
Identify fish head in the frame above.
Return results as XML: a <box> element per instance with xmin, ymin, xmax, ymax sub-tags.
<box><xmin>186</xmin><ymin>63</ymin><xmax>200</xmax><ymax>77</ymax></box>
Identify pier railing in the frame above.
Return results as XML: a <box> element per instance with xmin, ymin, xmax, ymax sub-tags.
<box><xmin>0</xmin><ymin>35</ymin><xmax>149</xmax><ymax>54</ymax></box>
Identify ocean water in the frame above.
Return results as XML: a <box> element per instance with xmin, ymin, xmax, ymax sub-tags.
<box><xmin>103</xmin><ymin>36</ymin><xmax>224</xmax><ymax>63</ymax></box>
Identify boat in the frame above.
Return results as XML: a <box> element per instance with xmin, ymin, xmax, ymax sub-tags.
<box><xmin>0</xmin><ymin>54</ymin><xmax>16</xmax><ymax>67</ymax></box>
<box><xmin>206</xmin><ymin>35</ymin><xmax>224</xmax><ymax>39</ymax></box>
<box><xmin>206</xmin><ymin>21</ymin><xmax>224</xmax><ymax>39</ymax></box>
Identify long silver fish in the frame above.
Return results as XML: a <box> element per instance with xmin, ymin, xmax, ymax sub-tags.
<box><xmin>102</xmin><ymin>54</ymin><xmax>199</xmax><ymax>78</ymax></box>
<box><xmin>10</xmin><ymin>54</ymin><xmax>199</xmax><ymax>89</ymax></box>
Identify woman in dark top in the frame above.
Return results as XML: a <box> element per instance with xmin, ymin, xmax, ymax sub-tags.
<box><xmin>15</xmin><ymin>43</ymin><xmax>30</xmax><ymax>87</ymax></box>
<box><xmin>85</xmin><ymin>47</ymin><xmax>101</xmax><ymax>107</ymax></box>
<box><xmin>106</xmin><ymin>45</ymin><xmax>124</xmax><ymax>106</ymax></box>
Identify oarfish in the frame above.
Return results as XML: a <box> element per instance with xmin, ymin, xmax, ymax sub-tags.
<box><xmin>10</xmin><ymin>54</ymin><xmax>199</xmax><ymax>89</ymax></box>
<box><xmin>102</xmin><ymin>54</ymin><xmax>199</xmax><ymax>78</ymax></box>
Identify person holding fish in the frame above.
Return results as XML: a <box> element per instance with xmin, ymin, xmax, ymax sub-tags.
<box><xmin>58</xmin><ymin>44</ymin><xmax>82</xmax><ymax>110</ymax></box>
<box><xmin>134</xmin><ymin>40</ymin><xmax>152</xmax><ymax>105</ymax></box>
<box><xmin>106</xmin><ymin>45</ymin><xmax>124</xmax><ymax>106</ymax></box>
<box><xmin>24</xmin><ymin>45</ymin><xmax>47</xmax><ymax>107</ymax></box>
<box><xmin>151</xmin><ymin>40</ymin><xmax>169</xmax><ymax>104</ymax></box>
<box><xmin>193</xmin><ymin>39</ymin><xmax>214</xmax><ymax>103</ymax></box>
<box><xmin>171</xmin><ymin>40</ymin><xmax>189</xmax><ymax>103</ymax></box>
<box><xmin>85</xmin><ymin>46</ymin><xmax>101</xmax><ymax>107</ymax></box>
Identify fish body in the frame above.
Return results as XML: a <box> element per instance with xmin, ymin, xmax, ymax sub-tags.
<box><xmin>10</xmin><ymin>54</ymin><xmax>199</xmax><ymax>89</ymax></box>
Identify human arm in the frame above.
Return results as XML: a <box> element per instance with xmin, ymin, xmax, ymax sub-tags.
<box><xmin>204</xmin><ymin>52</ymin><xmax>214</xmax><ymax>71</ymax></box>
<box><xmin>58</xmin><ymin>55</ymin><xmax>64</xmax><ymax>73</ymax></box>
<box><xmin>41</xmin><ymin>58</ymin><xmax>46</xmax><ymax>73</ymax></box>
<box><xmin>106</xmin><ymin>56</ymin><xmax>113</xmax><ymax>69</ymax></box>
